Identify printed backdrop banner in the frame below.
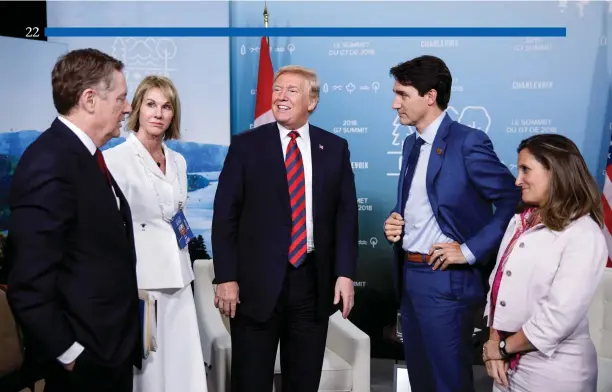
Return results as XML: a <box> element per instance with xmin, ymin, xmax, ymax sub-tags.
<box><xmin>42</xmin><ymin>1</ymin><xmax>231</xmax><ymax>259</ymax></box>
<box><xmin>229</xmin><ymin>1</ymin><xmax>612</xmax><ymax>358</ymax></box>
<box><xmin>0</xmin><ymin>37</ymin><xmax>69</xmax><ymax>273</ymax></box>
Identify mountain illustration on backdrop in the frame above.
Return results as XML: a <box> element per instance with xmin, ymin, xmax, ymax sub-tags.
<box><xmin>0</xmin><ymin>131</ymin><xmax>228</xmax><ymax>251</ymax></box>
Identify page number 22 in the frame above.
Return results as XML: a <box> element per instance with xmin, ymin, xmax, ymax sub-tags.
<box><xmin>26</xmin><ymin>27</ymin><xmax>40</xmax><ymax>38</ymax></box>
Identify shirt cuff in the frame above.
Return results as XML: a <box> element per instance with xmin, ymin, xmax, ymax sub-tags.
<box><xmin>460</xmin><ymin>243</ymin><xmax>477</xmax><ymax>265</ymax></box>
<box><xmin>57</xmin><ymin>342</ymin><xmax>84</xmax><ymax>365</ymax></box>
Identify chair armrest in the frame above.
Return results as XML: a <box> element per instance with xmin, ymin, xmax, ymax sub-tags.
<box><xmin>193</xmin><ymin>259</ymin><xmax>232</xmax><ymax>392</ymax></box>
<box><xmin>326</xmin><ymin>311</ymin><xmax>370</xmax><ymax>392</ymax></box>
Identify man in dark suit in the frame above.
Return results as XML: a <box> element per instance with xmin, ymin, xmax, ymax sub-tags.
<box><xmin>383</xmin><ymin>55</ymin><xmax>521</xmax><ymax>392</ymax></box>
<box><xmin>6</xmin><ymin>48</ymin><xmax>140</xmax><ymax>392</ymax></box>
<box><xmin>212</xmin><ymin>65</ymin><xmax>359</xmax><ymax>392</ymax></box>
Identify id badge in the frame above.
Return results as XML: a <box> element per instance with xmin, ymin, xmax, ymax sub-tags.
<box><xmin>170</xmin><ymin>209</ymin><xmax>194</xmax><ymax>249</ymax></box>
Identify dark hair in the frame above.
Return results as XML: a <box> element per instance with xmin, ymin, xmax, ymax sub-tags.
<box><xmin>51</xmin><ymin>48</ymin><xmax>124</xmax><ymax>115</ymax></box>
<box><xmin>389</xmin><ymin>55</ymin><xmax>452</xmax><ymax>110</ymax></box>
<box><xmin>517</xmin><ymin>134</ymin><xmax>603</xmax><ymax>230</ymax></box>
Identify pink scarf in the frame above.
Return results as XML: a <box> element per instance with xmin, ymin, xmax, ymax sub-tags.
<box><xmin>489</xmin><ymin>207</ymin><xmax>541</xmax><ymax>370</ymax></box>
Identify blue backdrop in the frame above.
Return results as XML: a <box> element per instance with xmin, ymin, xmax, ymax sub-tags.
<box><xmin>0</xmin><ymin>2</ymin><xmax>232</xmax><ymax>271</ymax></box>
<box><xmin>229</xmin><ymin>0</ymin><xmax>612</xmax><ymax>358</ymax></box>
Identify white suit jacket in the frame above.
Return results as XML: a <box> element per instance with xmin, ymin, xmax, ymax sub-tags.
<box><xmin>485</xmin><ymin>213</ymin><xmax>607</xmax><ymax>357</ymax></box>
<box><xmin>104</xmin><ymin>133</ymin><xmax>194</xmax><ymax>290</ymax></box>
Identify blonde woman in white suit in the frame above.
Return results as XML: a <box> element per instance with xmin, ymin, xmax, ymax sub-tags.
<box><xmin>104</xmin><ymin>75</ymin><xmax>208</xmax><ymax>392</ymax></box>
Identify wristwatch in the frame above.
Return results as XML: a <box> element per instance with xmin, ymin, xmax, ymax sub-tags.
<box><xmin>499</xmin><ymin>339</ymin><xmax>509</xmax><ymax>359</ymax></box>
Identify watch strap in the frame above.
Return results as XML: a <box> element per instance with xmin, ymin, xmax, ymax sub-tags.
<box><xmin>499</xmin><ymin>339</ymin><xmax>509</xmax><ymax>359</ymax></box>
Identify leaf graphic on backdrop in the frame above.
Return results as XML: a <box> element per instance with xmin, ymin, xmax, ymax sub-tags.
<box><xmin>457</xmin><ymin>106</ymin><xmax>492</xmax><ymax>134</ymax></box>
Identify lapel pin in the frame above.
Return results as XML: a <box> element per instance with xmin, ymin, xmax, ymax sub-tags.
<box><xmin>319</xmin><ymin>144</ymin><xmax>324</xmax><ymax>150</ymax></box>
<box><xmin>436</xmin><ymin>148</ymin><xmax>443</xmax><ymax>155</ymax></box>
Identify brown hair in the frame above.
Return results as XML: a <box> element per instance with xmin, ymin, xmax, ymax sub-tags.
<box><xmin>127</xmin><ymin>75</ymin><xmax>181</xmax><ymax>140</ymax></box>
<box><xmin>274</xmin><ymin>65</ymin><xmax>320</xmax><ymax>112</ymax></box>
<box><xmin>517</xmin><ymin>134</ymin><xmax>603</xmax><ymax>230</ymax></box>
<box><xmin>51</xmin><ymin>48</ymin><xmax>124</xmax><ymax>115</ymax></box>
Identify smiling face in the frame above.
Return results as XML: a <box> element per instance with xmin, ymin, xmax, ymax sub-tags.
<box><xmin>271</xmin><ymin>72</ymin><xmax>317</xmax><ymax>130</ymax></box>
<box><xmin>137</xmin><ymin>87</ymin><xmax>173</xmax><ymax>138</ymax></box>
<box><xmin>516</xmin><ymin>148</ymin><xmax>552</xmax><ymax>206</ymax></box>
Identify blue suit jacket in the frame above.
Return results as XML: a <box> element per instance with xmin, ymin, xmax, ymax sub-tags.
<box><xmin>212</xmin><ymin>122</ymin><xmax>358</xmax><ymax>322</ymax></box>
<box><xmin>392</xmin><ymin>114</ymin><xmax>521</xmax><ymax>297</ymax></box>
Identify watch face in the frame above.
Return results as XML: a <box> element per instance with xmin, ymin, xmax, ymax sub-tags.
<box><xmin>499</xmin><ymin>341</ymin><xmax>506</xmax><ymax>349</ymax></box>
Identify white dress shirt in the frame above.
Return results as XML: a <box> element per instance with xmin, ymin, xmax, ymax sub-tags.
<box><xmin>57</xmin><ymin>116</ymin><xmax>119</xmax><ymax>207</ymax></box>
<box><xmin>401</xmin><ymin>111</ymin><xmax>475</xmax><ymax>263</ymax></box>
<box><xmin>278</xmin><ymin>122</ymin><xmax>314</xmax><ymax>252</ymax></box>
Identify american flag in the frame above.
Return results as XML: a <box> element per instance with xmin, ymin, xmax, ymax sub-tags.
<box><xmin>603</xmin><ymin>136</ymin><xmax>612</xmax><ymax>267</ymax></box>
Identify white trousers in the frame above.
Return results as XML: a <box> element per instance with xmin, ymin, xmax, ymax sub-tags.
<box><xmin>133</xmin><ymin>284</ymin><xmax>208</xmax><ymax>392</ymax></box>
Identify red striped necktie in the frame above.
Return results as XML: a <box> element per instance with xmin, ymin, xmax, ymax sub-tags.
<box><xmin>285</xmin><ymin>131</ymin><xmax>307</xmax><ymax>267</ymax></box>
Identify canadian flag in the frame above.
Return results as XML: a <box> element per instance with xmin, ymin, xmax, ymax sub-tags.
<box><xmin>253</xmin><ymin>36</ymin><xmax>275</xmax><ymax>127</ymax></box>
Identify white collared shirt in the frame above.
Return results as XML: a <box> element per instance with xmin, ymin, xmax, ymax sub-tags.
<box><xmin>402</xmin><ymin>111</ymin><xmax>454</xmax><ymax>252</ymax></box>
<box><xmin>57</xmin><ymin>116</ymin><xmax>119</xmax><ymax>207</ymax></box>
<box><xmin>58</xmin><ymin>116</ymin><xmax>97</xmax><ymax>155</ymax></box>
<box><xmin>278</xmin><ymin>122</ymin><xmax>314</xmax><ymax>252</ymax></box>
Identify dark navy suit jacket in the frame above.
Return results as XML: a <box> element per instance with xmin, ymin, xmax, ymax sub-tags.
<box><xmin>6</xmin><ymin>119</ymin><xmax>141</xmax><ymax>368</ymax></box>
<box><xmin>212</xmin><ymin>122</ymin><xmax>358</xmax><ymax>322</ymax></box>
<box><xmin>392</xmin><ymin>114</ymin><xmax>521</xmax><ymax>298</ymax></box>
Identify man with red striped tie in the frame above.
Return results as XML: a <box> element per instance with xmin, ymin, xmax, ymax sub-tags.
<box><xmin>212</xmin><ymin>65</ymin><xmax>358</xmax><ymax>392</ymax></box>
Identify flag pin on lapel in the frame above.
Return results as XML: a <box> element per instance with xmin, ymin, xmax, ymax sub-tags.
<box><xmin>436</xmin><ymin>148</ymin><xmax>443</xmax><ymax>155</ymax></box>
<box><xmin>319</xmin><ymin>144</ymin><xmax>324</xmax><ymax>150</ymax></box>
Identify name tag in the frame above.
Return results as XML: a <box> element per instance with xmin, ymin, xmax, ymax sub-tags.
<box><xmin>170</xmin><ymin>209</ymin><xmax>194</xmax><ymax>249</ymax></box>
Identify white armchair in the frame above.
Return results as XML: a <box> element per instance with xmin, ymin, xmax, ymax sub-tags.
<box><xmin>588</xmin><ymin>268</ymin><xmax>612</xmax><ymax>392</ymax></box>
<box><xmin>192</xmin><ymin>259</ymin><xmax>370</xmax><ymax>392</ymax></box>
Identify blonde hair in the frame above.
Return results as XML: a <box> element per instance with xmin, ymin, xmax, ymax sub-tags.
<box><xmin>127</xmin><ymin>75</ymin><xmax>181</xmax><ymax>140</ymax></box>
<box><xmin>274</xmin><ymin>65</ymin><xmax>320</xmax><ymax>111</ymax></box>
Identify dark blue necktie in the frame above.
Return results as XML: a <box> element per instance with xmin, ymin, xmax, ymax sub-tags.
<box><xmin>401</xmin><ymin>137</ymin><xmax>425</xmax><ymax>212</ymax></box>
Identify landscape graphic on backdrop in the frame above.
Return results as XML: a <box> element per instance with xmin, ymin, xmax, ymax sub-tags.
<box><xmin>0</xmin><ymin>130</ymin><xmax>228</xmax><ymax>262</ymax></box>
<box><xmin>1</xmin><ymin>30</ymin><xmax>231</xmax><ymax>264</ymax></box>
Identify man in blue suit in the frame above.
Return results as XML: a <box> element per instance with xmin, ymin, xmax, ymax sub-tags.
<box><xmin>212</xmin><ymin>65</ymin><xmax>358</xmax><ymax>392</ymax></box>
<box><xmin>384</xmin><ymin>55</ymin><xmax>520</xmax><ymax>392</ymax></box>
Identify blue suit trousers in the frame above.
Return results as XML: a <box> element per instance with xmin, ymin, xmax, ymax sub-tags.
<box><xmin>400</xmin><ymin>260</ymin><xmax>483</xmax><ymax>392</ymax></box>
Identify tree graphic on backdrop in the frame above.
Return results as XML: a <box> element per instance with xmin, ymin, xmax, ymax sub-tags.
<box><xmin>188</xmin><ymin>234</ymin><xmax>211</xmax><ymax>262</ymax></box>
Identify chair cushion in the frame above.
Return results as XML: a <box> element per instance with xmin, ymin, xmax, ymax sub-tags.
<box><xmin>598</xmin><ymin>357</ymin><xmax>612</xmax><ymax>392</ymax></box>
<box><xmin>273</xmin><ymin>347</ymin><xmax>352</xmax><ymax>392</ymax></box>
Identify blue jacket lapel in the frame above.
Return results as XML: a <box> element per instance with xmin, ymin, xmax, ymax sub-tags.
<box><xmin>396</xmin><ymin>134</ymin><xmax>416</xmax><ymax>213</ymax></box>
<box><xmin>426</xmin><ymin>114</ymin><xmax>452</xmax><ymax>209</ymax></box>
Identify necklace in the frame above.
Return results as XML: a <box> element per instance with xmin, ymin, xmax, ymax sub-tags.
<box><xmin>153</xmin><ymin>148</ymin><xmax>165</xmax><ymax>167</ymax></box>
<box><xmin>130</xmin><ymin>136</ymin><xmax>185</xmax><ymax>222</ymax></box>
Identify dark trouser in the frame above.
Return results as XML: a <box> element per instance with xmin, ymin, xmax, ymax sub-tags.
<box><xmin>43</xmin><ymin>350</ymin><xmax>133</xmax><ymax>392</ymax></box>
<box><xmin>230</xmin><ymin>254</ymin><xmax>329</xmax><ymax>392</ymax></box>
<box><xmin>400</xmin><ymin>258</ymin><xmax>483</xmax><ymax>392</ymax></box>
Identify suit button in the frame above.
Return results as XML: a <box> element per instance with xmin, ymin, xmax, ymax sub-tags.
<box><xmin>500</xmin><ymin>300</ymin><xmax>506</xmax><ymax>307</ymax></box>
<box><xmin>506</xmin><ymin>270</ymin><xmax>512</xmax><ymax>277</ymax></box>
<box><xmin>519</xmin><ymin>242</ymin><xmax>525</xmax><ymax>248</ymax></box>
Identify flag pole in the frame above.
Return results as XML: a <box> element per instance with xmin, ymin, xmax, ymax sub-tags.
<box><xmin>263</xmin><ymin>1</ymin><xmax>269</xmax><ymax>44</ymax></box>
